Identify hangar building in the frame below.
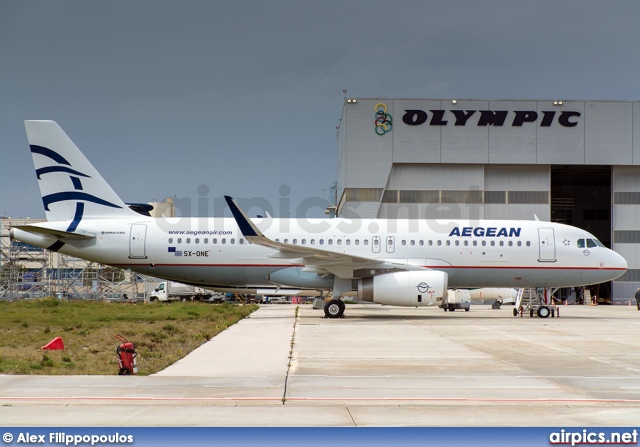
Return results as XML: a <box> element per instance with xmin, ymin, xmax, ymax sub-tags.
<box><xmin>336</xmin><ymin>98</ymin><xmax>640</xmax><ymax>303</ymax></box>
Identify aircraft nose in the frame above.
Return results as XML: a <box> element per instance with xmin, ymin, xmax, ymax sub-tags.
<box><xmin>610</xmin><ymin>249</ymin><xmax>627</xmax><ymax>278</ymax></box>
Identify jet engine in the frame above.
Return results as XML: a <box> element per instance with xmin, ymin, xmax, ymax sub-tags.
<box><xmin>357</xmin><ymin>270</ymin><xmax>448</xmax><ymax>307</ymax></box>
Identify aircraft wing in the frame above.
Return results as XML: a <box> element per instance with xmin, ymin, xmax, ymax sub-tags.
<box><xmin>225</xmin><ymin>196</ymin><xmax>423</xmax><ymax>279</ymax></box>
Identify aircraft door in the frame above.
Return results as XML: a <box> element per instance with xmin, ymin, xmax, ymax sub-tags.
<box><xmin>538</xmin><ymin>228</ymin><xmax>556</xmax><ymax>262</ymax></box>
<box><xmin>129</xmin><ymin>224</ymin><xmax>147</xmax><ymax>259</ymax></box>
<box><xmin>386</xmin><ymin>236</ymin><xmax>395</xmax><ymax>253</ymax></box>
<box><xmin>372</xmin><ymin>236</ymin><xmax>381</xmax><ymax>253</ymax></box>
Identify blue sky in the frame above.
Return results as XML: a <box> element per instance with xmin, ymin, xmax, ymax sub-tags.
<box><xmin>1</xmin><ymin>0</ymin><xmax>639</xmax><ymax>219</ymax></box>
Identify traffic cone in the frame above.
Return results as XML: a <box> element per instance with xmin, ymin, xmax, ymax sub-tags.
<box><xmin>41</xmin><ymin>337</ymin><xmax>64</xmax><ymax>350</ymax></box>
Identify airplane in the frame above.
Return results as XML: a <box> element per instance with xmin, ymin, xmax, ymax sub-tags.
<box><xmin>11</xmin><ymin>120</ymin><xmax>627</xmax><ymax>318</ymax></box>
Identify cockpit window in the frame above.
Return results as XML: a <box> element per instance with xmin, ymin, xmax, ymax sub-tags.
<box><xmin>579</xmin><ymin>238</ymin><xmax>605</xmax><ymax>248</ymax></box>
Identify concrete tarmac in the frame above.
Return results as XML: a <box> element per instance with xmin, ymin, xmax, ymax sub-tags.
<box><xmin>2</xmin><ymin>303</ymin><xmax>640</xmax><ymax>426</ymax></box>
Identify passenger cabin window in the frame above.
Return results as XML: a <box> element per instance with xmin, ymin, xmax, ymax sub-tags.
<box><xmin>364</xmin><ymin>239</ymin><xmax>369</xmax><ymax>246</ymax></box>
<box><xmin>169</xmin><ymin>238</ymin><xmax>173</xmax><ymax>243</ymax></box>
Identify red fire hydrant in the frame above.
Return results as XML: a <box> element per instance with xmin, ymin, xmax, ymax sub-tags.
<box><xmin>115</xmin><ymin>334</ymin><xmax>138</xmax><ymax>375</ymax></box>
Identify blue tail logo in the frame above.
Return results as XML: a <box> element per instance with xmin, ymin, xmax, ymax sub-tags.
<box><xmin>30</xmin><ymin>144</ymin><xmax>122</xmax><ymax>232</ymax></box>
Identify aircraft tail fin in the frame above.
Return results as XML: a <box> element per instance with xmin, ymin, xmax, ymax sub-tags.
<box><xmin>24</xmin><ymin>120</ymin><xmax>138</xmax><ymax>223</ymax></box>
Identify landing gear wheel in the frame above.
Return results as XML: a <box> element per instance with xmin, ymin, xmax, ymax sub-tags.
<box><xmin>537</xmin><ymin>305</ymin><xmax>551</xmax><ymax>319</ymax></box>
<box><xmin>324</xmin><ymin>299</ymin><xmax>345</xmax><ymax>318</ymax></box>
<box><xmin>513</xmin><ymin>308</ymin><xmax>519</xmax><ymax>317</ymax></box>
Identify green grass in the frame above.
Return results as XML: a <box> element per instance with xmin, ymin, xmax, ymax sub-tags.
<box><xmin>0</xmin><ymin>299</ymin><xmax>258</xmax><ymax>375</ymax></box>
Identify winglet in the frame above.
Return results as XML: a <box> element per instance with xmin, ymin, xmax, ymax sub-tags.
<box><xmin>224</xmin><ymin>196</ymin><xmax>261</xmax><ymax>239</ymax></box>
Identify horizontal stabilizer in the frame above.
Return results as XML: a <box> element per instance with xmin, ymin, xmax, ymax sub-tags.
<box><xmin>13</xmin><ymin>225</ymin><xmax>96</xmax><ymax>241</ymax></box>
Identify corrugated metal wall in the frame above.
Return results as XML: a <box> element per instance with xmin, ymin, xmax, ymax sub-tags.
<box><xmin>612</xmin><ymin>166</ymin><xmax>640</xmax><ymax>302</ymax></box>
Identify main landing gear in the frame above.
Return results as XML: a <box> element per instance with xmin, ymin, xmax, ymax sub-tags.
<box><xmin>324</xmin><ymin>278</ymin><xmax>350</xmax><ymax>318</ymax></box>
<box><xmin>323</xmin><ymin>299</ymin><xmax>345</xmax><ymax>318</ymax></box>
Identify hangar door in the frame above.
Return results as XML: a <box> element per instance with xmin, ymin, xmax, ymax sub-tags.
<box><xmin>538</xmin><ymin>228</ymin><xmax>556</xmax><ymax>262</ymax></box>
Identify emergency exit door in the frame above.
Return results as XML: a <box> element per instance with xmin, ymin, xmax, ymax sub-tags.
<box><xmin>386</xmin><ymin>236</ymin><xmax>395</xmax><ymax>253</ymax></box>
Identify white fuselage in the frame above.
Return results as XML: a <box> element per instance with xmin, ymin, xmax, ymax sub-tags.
<box><xmin>12</xmin><ymin>216</ymin><xmax>627</xmax><ymax>291</ymax></box>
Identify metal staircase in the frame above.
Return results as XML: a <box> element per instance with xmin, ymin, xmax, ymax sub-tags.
<box><xmin>514</xmin><ymin>288</ymin><xmax>558</xmax><ymax>318</ymax></box>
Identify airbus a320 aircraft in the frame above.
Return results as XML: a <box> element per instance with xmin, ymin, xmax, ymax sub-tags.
<box><xmin>12</xmin><ymin>121</ymin><xmax>627</xmax><ymax>318</ymax></box>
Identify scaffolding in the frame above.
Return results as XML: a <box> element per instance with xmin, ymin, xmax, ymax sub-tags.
<box><xmin>0</xmin><ymin>218</ymin><xmax>142</xmax><ymax>301</ymax></box>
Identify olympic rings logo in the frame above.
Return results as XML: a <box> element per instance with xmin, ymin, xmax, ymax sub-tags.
<box><xmin>375</xmin><ymin>103</ymin><xmax>393</xmax><ymax>135</ymax></box>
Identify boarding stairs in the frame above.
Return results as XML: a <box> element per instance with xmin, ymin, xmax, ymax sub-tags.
<box><xmin>514</xmin><ymin>288</ymin><xmax>559</xmax><ymax>318</ymax></box>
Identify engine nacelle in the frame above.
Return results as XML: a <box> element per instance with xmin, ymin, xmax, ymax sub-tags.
<box><xmin>358</xmin><ymin>270</ymin><xmax>448</xmax><ymax>307</ymax></box>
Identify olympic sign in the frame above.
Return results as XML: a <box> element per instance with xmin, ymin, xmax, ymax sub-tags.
<box><xmin>375</xmin><ymin>103</ymin><xmax>392</xmax><ymax>135</ymax></box>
